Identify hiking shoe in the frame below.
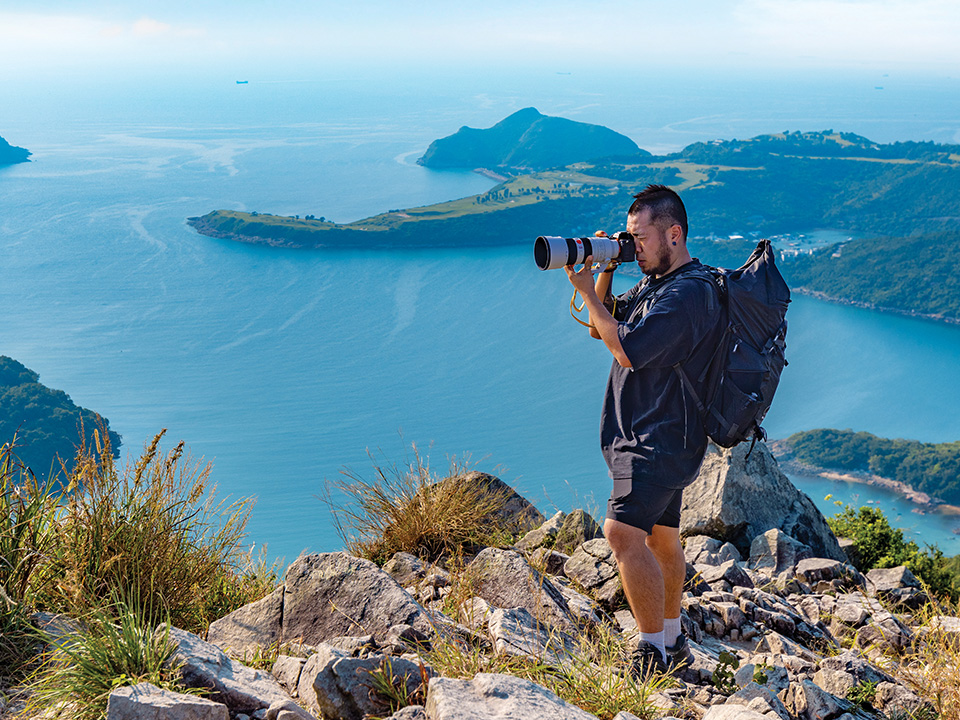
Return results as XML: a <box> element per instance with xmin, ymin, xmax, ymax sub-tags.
<box><xmin>665</xmin><ymin>634</ymin><xmax>694</xmax><ymax>670</ymax></box>
<box><xmin>629</xmin><ymin>640</ymin><xmax>668</xmax><ymax>680</ymax></box>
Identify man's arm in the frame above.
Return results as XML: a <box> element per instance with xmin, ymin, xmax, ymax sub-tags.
<box><xmin>589</xmin><ymin>263</ymin><xmax>617</xmax><ymax>340</ymax></box>
<box><xmin>565</xmin><ymin>256</ymin><xmax>633</xmax><ymax>368</ymax></box>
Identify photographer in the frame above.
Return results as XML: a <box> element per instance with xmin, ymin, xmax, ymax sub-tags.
<box><xmin>564</xmin><ymin>184</ymin><xmax>722</xmax><ymax>677</ymax></box>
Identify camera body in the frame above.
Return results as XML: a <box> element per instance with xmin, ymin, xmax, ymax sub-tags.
<box><xmin>534</xmin><ymin>232</ymin><xmax>636</xmax><ymax>271</ymax></box>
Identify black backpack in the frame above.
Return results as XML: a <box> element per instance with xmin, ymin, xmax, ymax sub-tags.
<box><xmin>674</xmin><ymin>239</ymin><xmax>790</xmax><ymax>449</ymax></box>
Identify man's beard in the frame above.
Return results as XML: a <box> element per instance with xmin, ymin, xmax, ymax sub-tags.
<box><xmin>640</xmin><ymin>244</ymin><xmax>672</xmax><ymax>276</ymax></box>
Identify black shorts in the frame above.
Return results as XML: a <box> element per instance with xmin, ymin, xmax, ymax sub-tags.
<box><xmin>606</xmin><ymin>477</ymin><xmax>683</xmax><ymax>534</ymax></box>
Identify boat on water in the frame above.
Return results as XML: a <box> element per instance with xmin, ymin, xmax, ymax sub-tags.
<box><xmin>236</xmin><ymin>80</ymin><xmax>249</xmax><ymax>84</ymax></box>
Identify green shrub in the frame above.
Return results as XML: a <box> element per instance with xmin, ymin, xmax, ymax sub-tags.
<box><xmin>829</xmin><ymin>504</ymin><xmax>958</xmax><ymax>600</ymax></box>
<box><xmin>37</xmin><ymin>430</ymin><xmax>268</xmax><ymax>633</ymax></box>
<box><xmin>324</xmin><ymin>446</ymin><xmax>515</xmax><ymax>564</ymax></box>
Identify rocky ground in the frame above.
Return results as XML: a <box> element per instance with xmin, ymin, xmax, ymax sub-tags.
<box><xmin>6</xmin><ymin>443</ymin><xmax>959</xmax><ymax>720</ymax></box>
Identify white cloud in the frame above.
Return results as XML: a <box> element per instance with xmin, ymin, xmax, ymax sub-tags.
<box><xmin>132</xmin><ymin>17</ymin><xmax>172</xmax><ymax>36</ymax></box>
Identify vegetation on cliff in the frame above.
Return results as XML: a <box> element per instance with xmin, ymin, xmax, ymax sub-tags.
<box><xmin>417</xmin><ymin>107</ymin><xmax>643</xmax><ymax>173</ymax></box>
<box><xmin>0</xmin><ymin>356</ymin><xmax>121</xmax><ymax>480</ymax></box>
<box><xmin>785</xmin><ymin>428</ymin><xmax>960</xmax><ymax>507</ymax></box>
<box><xmin>0</xmin><ymin>134</ymin><xmax>31</xmax><ymax>165</ymax></box>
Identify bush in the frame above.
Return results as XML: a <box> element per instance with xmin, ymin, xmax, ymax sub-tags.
<box><xmin>36</xmin><ymin>429</ymin><xmax>274</xmax><ymax>633</ymax></box>
<box><xmin>324</xmin><ymin>446</ymin><xmax>515</xmax><ymax>564</ymax></box>
<box><xmin>828</xmin><ymin>504</ymin><xmax>958</xmax><ymax>600</ymax></box>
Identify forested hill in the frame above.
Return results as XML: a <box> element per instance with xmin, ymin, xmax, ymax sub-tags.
<box><xmin>0</xmin><ymin>134</ymin><xmax>31</xmax><ymax>165</ymax></box>
<box><xmin>417</xmin><ymin>107</ymin><xmax>643</xmax><ymax>173</ymax></box>
<box><xmin>0</xmin><ymin>356</ymin><xmax>120</xmax><ymax>480</ymax></box>
<box><xmin>783</xmin><ymin>428</ymin><xmax>960</xmax><ymax>507</ymax></box>
<box><xmin>781</xmin><ymin>232</ymin><xmax>960</xmax><ymax>322</ymax></box>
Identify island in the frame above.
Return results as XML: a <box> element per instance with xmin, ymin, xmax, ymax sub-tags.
<box><xmin>188</xmin><ymin>117</ymin><xmax>960</xmax><ymax>321</ymax></box>
<box><xmin>0</xmin><ymin>134</ymin><xmax>31</xmax><ymax>165</ymax></box>
<box><xmin>0</xmin><ymin>356</ymin><xmax>121</xmax><ymax>481</ymax></box>
<box><xmin>417</xmin><ymin>106</ymin><xmax>643</xmax><ymax>173</ymax></box>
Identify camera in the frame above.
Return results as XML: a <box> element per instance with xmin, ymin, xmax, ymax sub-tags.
<box><xmin>534</xmin><ymin>232</ymin><xmax>636</xmax><ymax>271</ymax></box>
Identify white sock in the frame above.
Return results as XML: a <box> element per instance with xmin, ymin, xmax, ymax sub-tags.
<box><xmin>663</xmin><ymin>616</ymin><xmax>682</xmax><ymax>648</ymax></box>
<box><xmin>639</xmin><ymin>630</ymin><xmax>666</xmax><ymax>661</ymax></box>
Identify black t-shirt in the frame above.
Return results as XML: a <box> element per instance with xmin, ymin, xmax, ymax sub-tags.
<box><xmin>600</xmin><ymin>260</ymin><xmax>723</xmax><ymax>487</ymax></box>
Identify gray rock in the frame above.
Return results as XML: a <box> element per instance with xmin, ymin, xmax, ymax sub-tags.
<box><xmin>563</xmin><ymin>538</ymin><xmax>623</xmax><ymax>607</ymax></box>
<box><xmin>874</xmin><ymin>681</ymin><xmax>933</xmax><ymax>716</ymax></box>
<box><xmin>107</xmin><ymin>682</ymin><xmax>229</xmax><ymax>720</ymax></box>
<box><xmin>700</xmin><ymin>559</ymin><xmax>754</xmax><ymax>591</ymax></box>
<box><xmin>468</xmin><ymin>548</ymin><xmax>578</xmax><ymax>633</ymax></box>
<box><xmin>264</xmin><ymin>699</ymin><xmax>318</xmax><ymax>720</ymax></box>
<box><xmin>207</xmin><ymin>585</ymin><xmax>284</xmax><ymax>658</ymax></box>
<box><xmin>529</xmin><ymin>547</ymin><xmax>570</xmax><ymax>576</ymax></box>
<box><xmin>780</xmin><ymin>678</ymin><xmax>852</xmax><ymax>720</ymax></box>
<box><xmin>382</xmin><ymin>553</ymin><xmax>428</xmax><ymax>586</ymax></box>
<box><xmin>282</xmin><ymin>552</ymin><xmax>434</xmax><ymax>646</ymax></box>
<box><xmin>865</xmin><ymin>566</ymin><xmax>927</xmax><ymax>608</ymax></box>
<box><xmin>297</xmin><ymin>643</ymin><xmax>429</xmax><ymax>720</ymax></box>
<box><xmin>425</xmin><ymin>673</ymin><xmax>597</xmax><ymax>720</ymax></box>
<box><xmin>164</xmin><ymin>626</ymin><xmax>291</xmax><ymax>713</ymax></box>
<box><xmin>487</xmin><ymin>607</ymin><xmax>576</xmax><ymax>663</ymax></box>
<box><xmin>726</xmin><ymin>682</ymin><xmax>791</xmax><ymax>720</ymax></box>
<box><xmin>929</xmin><ymin>614</ymin><xmax>960</xmax><ymax>643</ymax></box>
<box><xmin>680</xmin><ymin>443</ymin><xmax>846</xmax><ymax>560</ymax></box>
<box><xmin>384</xmin><ymin>706</ymin><xmax>428</xmax><ymax>720</ymax></box>
<box><xmin>515</xmin><ymin>510</ymin><xmax>565</xmax><ymax>552</ymax></box>
<box><xmin>553</xmin><ymin>509</ymin><xmax>604</xmax><ymax>555</ymax></box>
<box><xmin>701</xmin><ymin>707</ymin><xmax>771</xmax><ymax>720</ymax></box>
<box><xmin>272</xmin><ymin>655</ymin><xmax>306</xmax><ymax>696</ymax></box>
<box><xmin>553</xmin><ymin>581</ymin><xmax>601</xmax><ymax>627</ymax></box>
<box><xmin>855</xmin><ymin>610</ymin><xmax>913</xmax><ymax>654</ymax></box>
<box><xmin>795</xmin><ymin>558</ymin><xmax>851</xmax><ymax>585</ymax></box>
<box><xmin>684</xmin><ymin>535</ymin><xmax>726</xmax><ymax>565</ymax></box>
<box><xmin>734</xmin><ymin>662</ymin><xmax>789</xmax><ymax>694</ymax></box>
<box><xmin>749</xmin><ymin>529</ymin><xmax>813</xmax><ymax>576</ymax></box>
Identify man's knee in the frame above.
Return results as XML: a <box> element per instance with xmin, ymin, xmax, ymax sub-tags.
<box><xmin>604</xmin><ymin>518</ymin><xmax>648</xmax><ymax>557</ymax></box>
<box><xmin>645</xmin><ymin>526</ymin><xmax>682</xmax><ymax>557</ymax></box>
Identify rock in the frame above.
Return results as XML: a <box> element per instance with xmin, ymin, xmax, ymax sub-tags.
<box><xmin>865</xmin><ymin>565</ymin><xmax>927</xmax><ymax>608</ymax></box>
<box><xmin>699</xmin><ymin>560</ymin><xmax>754</xmax><ymax>592</ymax></box>
<box><xmin>780</xmin><ymin>678</ymin><xmax>852</xmax><ymax>720</ymax></box>
<box><xmin>553</xmin><ymin>509</ymin><xmax>604</xmax><ymax>554</ymax></box>
<box><xmin>813</xmin><ymin>650</ymin><xmax>893</xmax><ymax>700</ymax></box>
<box><xmin>207</xmin><ymin>586</ymin><xmax>284</xmax><ymax>658</ymax></box>
<box><xmin>529</xmin><ymin>547</ymin><xmax>570</xmax><ymax>576</ymax></box>
<box><xmin>455</xmin><ymin>472</ymin><xmax>544</xmax><ymax>533</ymax></box>
<box><xmin>487</xmin><ymin>607</ymin><xmax>576</xmax><ymax>663</ymax></box>
<box><xmin>553</xmin><ymin>580</ymin><xmax>602</xmax><ymax>627</ymax></box>
<box><xmin>874</xmin><ymin>681</ymin><xmax>933</xmax><ymax>717</ymax></box>
<box><xmin>563</xmin><ymin>538</ymin><xmax>623</xmax><ymax>607</ymax></box>
<box><xmin>855</xmin><ymin>610</ymin><xmax>913</xmax><ymax>654</ymax></box>
<box><xmin>382</xmin><ymin>553</ymin><xmax>428</xmax><ymax>586</ymax></box>
<box><xmin>757</xmin><ymin>630</ymin><xmax>820</xmax><ymax>663</ymax></box>
<box><xmin>749</xmin><ymin>529</ymin><xmax>813</xmax><ymax>577</ymax></box>
<box><xmin>264</xmin><ymin>699</ymin><xmax>318</xmax><ymax>720</ymax></box>
<box><xmin>515</xmin><ymin>510</ymin><xmax>565</xmax><ymax>552</ymax></box>
<box><xmin>164</xmin><ymin>626</ymin><xmax>291</xmax><ymax>713</ymax></box>
<box><xmin>282</xmin><ymin>552</ymin><xmax>434</xmax><ymax>646</ymax></box>
<box><xmin>725</xmin><ymin>682</ymin><xmax>791</xmax><ymax>720</ymax></box>
<box><xmin>795</xmin><ymin>558</ymin><xmax>860</xmax><ymax>588</ymax></box>
<box><xmin>734</xmin><ymin>662</ymin><xmax>790</xmax><ymax>694</ymax></box>
<box><xmin>297</xmin><ymin>643</ymin><xmax>429</xmax><ymax>720</ymax></box>
<box><xmin>384</xmin><ymin>707</ymin><xmax>428</xmax><ymax>720</ymax></box>
<box><xmin>929</xmin><ymin>614</ymin><xmax>960</xmax><ymax>645</ymax></box>
<box><xmin>680</xmin><ymin>443</ymin><xmax>846</xmax><ymax>561</ymax></box>
<box><xmin>272</xmin><ymin>655</ymin><xmax>307</xmax><ymax>696</ymax></box>
<box><xmin>425</xmin><ymin>673</ymin><xmax>597</xmax><ymax>720</ymax></box>
<box><xmin>685</xmin><ymin>536</ymin><xmax>742</xmax><ymax>566</ymax></box>
<box><xmin>468</xmin><ymin>548</ymin><xmax>578</xmax><ymax>633</ymax></box>
<box><xmin>701</xmin><ymin>707</ymin><xmax>771</xmax><ymax>720</ymax></box>
<box><xmin>106</xmin><ymin>682</ymin><xmax>229</xmax><ymax>720</ymax></box>
<box><xmin>457</xmin><ymin>597</ymin><xmax>492</xmax><ymax>630</ymax></box>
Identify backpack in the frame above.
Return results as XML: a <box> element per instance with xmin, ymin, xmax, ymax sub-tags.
<box><xmin>674</xmin><ymin>239</ymin><xmax>790</xmax><ymax>449</ymax></box>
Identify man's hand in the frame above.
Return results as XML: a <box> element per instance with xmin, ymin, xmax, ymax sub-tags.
<box><xmin>564</xmin><ymin>255</ymin><xmax>597</xmax><ymax>295</ymax></box>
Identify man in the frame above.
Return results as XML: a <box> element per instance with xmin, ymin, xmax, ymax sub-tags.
<box><xmin>564</xmin><ymin>184</ymin><xmax>722</xmax><ymax>676</ymax></box>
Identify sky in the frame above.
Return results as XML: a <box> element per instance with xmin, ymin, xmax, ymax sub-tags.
<box><xmin>2</xmin><ymin>0</ymin><xmax>960</xmax><ymax>82</ymax></box>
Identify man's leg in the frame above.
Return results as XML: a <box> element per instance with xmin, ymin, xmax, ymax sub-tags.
<box><xmin>645</xmin><ymin>524</ymin><xmax>685</xmax><ymax>624</ymax></box>
<box><xmin>604</xmin><ymin>518</ymin><xmax>664</xmax><ymax>635</ymax></box>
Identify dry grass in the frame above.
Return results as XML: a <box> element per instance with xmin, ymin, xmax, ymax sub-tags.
<box><xmin>324</xmin><ymin>445</ymin><xmax>515</xmax><ymax>565</ymax></box>
<box><xmin>895</xmin><ymin>597</ymin><xmax>960</xmax><ymax>720</ymax></box>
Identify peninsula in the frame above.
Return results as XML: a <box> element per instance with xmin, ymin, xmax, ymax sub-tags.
<box><xmin>0</xmin><ymin>134</ymin><xmax>30</xmax><ymax>165</ymax></box>
<box><xmin>188</xmin><ymin>117</ymin><xmax>960</xmax><ymax>321</ymax></box>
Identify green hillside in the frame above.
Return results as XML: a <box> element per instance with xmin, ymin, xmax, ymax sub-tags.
<box><xmin>418</xmin><ymin>107</ymin><xmax>643</xmax><ymax>172</ymax></box>
<box><xmin>0</xmin><ymin>356</ymin><xmax>120</xmax><ymax>479</ymax></box>
<box><xmin>0</xmin><ymin>134</ymin><xmax>31</xmax><ymax>165</ymax></box>
<box><xmin>784</xmin><ymin>428</ymin><xmax>960</xmax><ymax>506</ymax></box>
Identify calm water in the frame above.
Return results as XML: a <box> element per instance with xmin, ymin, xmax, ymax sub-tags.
<box><xmin>2</xmin><ymin>70</ymin><xmax>960</xmax><ymax>562</ymax></box>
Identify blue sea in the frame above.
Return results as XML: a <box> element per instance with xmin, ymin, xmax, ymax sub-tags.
<box><xmin>2</xmin><ymin>68</ymin><xmax>960</xmax><ymax>563</ymax></box>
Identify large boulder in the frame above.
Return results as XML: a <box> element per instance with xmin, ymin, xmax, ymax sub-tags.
<box><xmin>206</xmin><ymin>585</ymin><xmax>284</xmax><ymax>657</ymax></box>
<box><xmin>282</xmin><ymin>552</ymin><xmax>434</xmax><ymax>645</ymax></box>
<box><xmin>468</xmin><ymin>548</ymin><xmax>578</xmax><ymax>633</ymax></box>
<box><xmin>455</xmin><ymin>472</ymin><xmax>544</xmax><ymax>534</ymax></box>
<box><xmin>681</xmin><ymin>443</ymin><xmax>846</xmax><ymax>560</ymax></box>
<box><xmin>425</xmin><ymin>673</ymin><xmax>598</xmax><ymax>720</ymax></box>
<box><xmin>106</xmin><ymin>682</ymin><xmax>228</xmax><ymax>720</ymax></box>
<box><xmin>164</xmin><ymin>626</ymin><xmax>292</xmax><ymax>713</ymax></box>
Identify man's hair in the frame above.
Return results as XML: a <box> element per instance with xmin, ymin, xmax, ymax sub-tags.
<box><xmin>628</xmin><ymin>184</ymin><xmax>688</xmax><ymax>240</ymax></box>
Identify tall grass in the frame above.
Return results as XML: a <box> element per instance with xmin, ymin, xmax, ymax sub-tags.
<box><xmin>36</xmin><ymin>429</ymin><xmax>272</xmax><ymax>633</ymax></box>
<box><xmin>324</xmin><ymin>446</ymin><xmax>514</xmax><ymax>564</ymax></box>
<box><xmin>896</xmin><ymin>597</ymin><xmax>960</xmax><ymax>720</ymax></box>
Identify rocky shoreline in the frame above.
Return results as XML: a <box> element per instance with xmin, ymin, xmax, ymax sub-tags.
<box><xmin>8</xmin><ymin>443</ymin><xmax>958</xmax><ymax>720</ymax></box>
<box><xmin>791</xmin><ymin>287</ymin><xmax>960</xmax><ymax>326</ymax></box>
